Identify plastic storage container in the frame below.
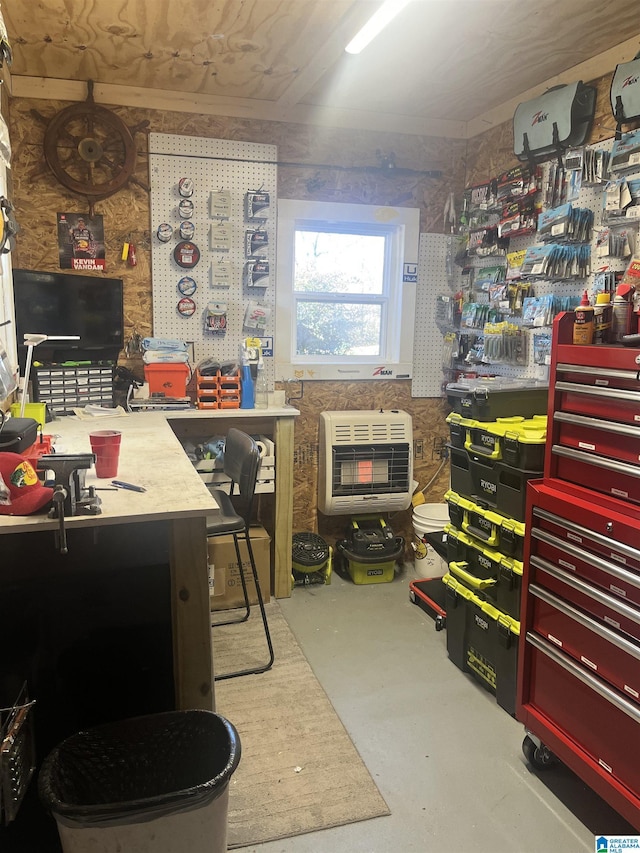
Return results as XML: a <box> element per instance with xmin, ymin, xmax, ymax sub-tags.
<box><xmin>445</xmin><ymin>490</ymin><xmax>526</xmax><ymax>560</ymax></box>
<box><xmin>446</xmin><ymin>412</ymin><xmax>547</xmax><ymax>470</ymax></box>
<box><xmin>144</xmin><ymin>364</ymin><xmax>190</xmax><ymax>397</ymax></box>
<box><xmin>449</xmin><ymin>444</ymin><xmax>540</xmax><ymax>522</ymax></box>
<box><xmin>445</xmin><ymin>526</ymin><xmax>523</xmax><ymax>619</ymax></box>
<box><xmin>443</xmin><ymin>573</ymin><xmax>520</xmax><ymax>715</ymax></box>
<box><xmin>448</xmin><ymin>558</ymin><xmax>522</xmax><ymax>621</ymax></box>
<box><xmin>38</xmin><ymin>710</ymin><xmax>241</xmax><ymax>853</ymax></box>
<box><xmin>446</xmin><ymin>377</ymin><xmax>548</xmax><ymax>422</ymax></box>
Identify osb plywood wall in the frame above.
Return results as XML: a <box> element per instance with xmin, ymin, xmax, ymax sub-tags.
<box><xmin>464</xmin><ymin>70</ymin><xmax>629</xmax><ymax>185</ymax></box>
<box><xmin>7</xmin><ymin>62</ymin><xmax>626</xmax><ymax>557</ymax></box>
<box><xmin>8</xmin><ymin>98</ymin><xmax>462</xmax><ymax>553</ymax></box>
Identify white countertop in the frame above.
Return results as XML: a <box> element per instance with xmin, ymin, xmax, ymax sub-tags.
<box><xmin>0</xmin><ymin>412</ymin><xmax>215</xmax><ymax>532</ymax></box>
<box><xmin>0</xmin><ymin>405</ymin><xmax>299</xmax><ymax>533</ymax></box>
<box><xmin>163</xmin><ymin>404</ymin><xmax>299</xmax><ymax>421</ymax></box>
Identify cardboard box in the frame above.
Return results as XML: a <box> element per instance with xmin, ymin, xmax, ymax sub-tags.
<box><xmin>207</xmin><ymin>525</ymin><xmax>271</xmax><ymax>610</ymax></box>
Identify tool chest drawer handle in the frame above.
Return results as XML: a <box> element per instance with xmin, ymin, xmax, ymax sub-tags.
<box><xmin>555</xmin><ymin>381</ymin><xmax>640</xmax><ymax>403</ymax></box>
<box><xmin>531</xmin><ymin>556</ymin><xmax>640</xmax><ymax>627</ymax></box>
<box><xmin>552</xmin><ymin>445</ymin><xmax>640</xmax><ymax>480</ymax></box>
<box><xmin>530</xmin><ymin>584</ymin><xmax>640</xmax><ymax>660</ymax></box>
<box><xmin>533</xmin><ymin>508</ymin><xmax>640</xmax><ymax>563</ymax></box>
<box><xmin>526</xmin><ymin>632</ymin><xmax>640</xmax><ymax>725</ymax></box>
<box><xmin>557</xmin><ymin>363</ymin><xmax>640</xmax><ymax>384</ymax></box>
<box><xmin>554</xmin><ymin>411</ymin><xmax>640</xmax><ymax>438</ymax></box>
<box><xmin>531</xmin><ymin>528</ymin><xmax>640</xmax><ymax>590</ymax></box>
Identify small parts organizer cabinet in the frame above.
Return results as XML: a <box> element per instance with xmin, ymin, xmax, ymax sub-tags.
<box><xmin>517</xmin><ymin>311</ymin><xmax>640</xmax><ymax>830</ymax></box>
<box><xmin>194</xmin><ymin>369</ymin><xmax>241</xmax><ymax>410</ymax></box>
<box><xmin>33</xmin><ymin>364</ymin><xmax>114</xmax><ymax>415</ymax></box>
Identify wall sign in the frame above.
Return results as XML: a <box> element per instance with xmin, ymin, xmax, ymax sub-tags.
<box><xmin>57</xmin><ymin>212</ymin><xmax>105</xmax><ymax>271</ymax></box>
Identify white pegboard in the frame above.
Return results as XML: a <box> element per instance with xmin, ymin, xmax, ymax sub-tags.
<box><xmin>412</xmin><ymin>136</ymin><xmax>640</xmax><ymax>396</ymax></box>
<box><xmin>149</xmin><ymin>133</ymin><xmax>277</xmax><ymax>382</ymax></box>
<box><xmin>412</xmin><ymin>232</ymin><xmax>448</xmax><ymax>397</ymax></box>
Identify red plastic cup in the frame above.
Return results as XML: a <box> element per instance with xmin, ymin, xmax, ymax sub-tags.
<box><xmin>89</xmin><ymin>430</ymin><xmax>122</xmax><ymax>478</ymax></box>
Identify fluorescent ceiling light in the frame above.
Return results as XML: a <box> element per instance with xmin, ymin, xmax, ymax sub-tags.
<box><xmin>345</xmin><ymin>0</ymin><xmax>412</xmax><ymax>55</ymax></box>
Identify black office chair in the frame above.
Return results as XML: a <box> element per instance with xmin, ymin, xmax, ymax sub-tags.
<box><xmin>206</xmin><ymin>428</ymin><xmax>274</xmax><ymax>680</ymax></box>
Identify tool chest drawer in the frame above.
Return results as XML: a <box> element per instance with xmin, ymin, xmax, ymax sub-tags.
<box><xmin>554</xmin><ymin>380</ymin><xmax>640</xmax><ymax>427</ymax></box>
<box><xmin>530</xmin><ymin>524</ymin><xmax>640</xmax><ymax>608</ymax></box>
<box><xmin>530</xmin><ymin>556</ymin><xmax>640</xmax><ymax>644</ymax></box>
<box><xmin>530</xmin><ymin>584</ymin><xmax>640</xmax><ymax>700</ymax></box>
<box><xmin>553</xmin><ymin>411</ymin><xmax>640</xmax><ymax>466</ymax></box>
<box><xmin>531</xmin><ymin>500</ymin><xmax>640</xmax><ymax>572</ymax></box>
<box><xmin>551</xmin><ymin>444</ymin><xmax>640</xmax><ymax>505</ymax></box>
<box><xmin>525</xmin><ymin>632</ymin><xmax>640</xmax><ymax>798</ymax></box>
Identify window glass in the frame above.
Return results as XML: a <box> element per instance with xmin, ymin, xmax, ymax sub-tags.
<box><xmin>276</xmin><ymin>200</ymin><xmax>419</xmax><ymax>381</ymax></box>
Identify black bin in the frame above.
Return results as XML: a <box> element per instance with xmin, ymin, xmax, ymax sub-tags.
<box><xmin>38</xmin><ymin>710</ymin><xmax>241</xmax><ymax>853</ymax></box>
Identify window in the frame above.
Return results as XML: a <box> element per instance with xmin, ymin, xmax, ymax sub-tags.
<box><xmin>276</xmin><ymin>200</ymin><xmax>419</xmax><ymax>380</ymax></box>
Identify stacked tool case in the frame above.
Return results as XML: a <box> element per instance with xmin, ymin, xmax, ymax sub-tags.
<box><xmin>442</xmin><ymin>380</ymin><xmax>548</xmax><ymax>715</ymax></box>
<box><xmin>517</xmin><ymin>311</ymin><xmax>640</xmax><ymax>830</ymax></box>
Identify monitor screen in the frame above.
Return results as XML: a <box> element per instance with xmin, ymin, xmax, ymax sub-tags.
<box><xmin>12</xmin><ymin>269</ymin><xmax>124</xmax><ymax>367</ymax></box>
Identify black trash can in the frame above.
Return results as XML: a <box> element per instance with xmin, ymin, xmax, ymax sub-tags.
<box><xmin>38</xmin><ymin>710</ymin><xmax>241</xmax><ymax>853</ymax></box>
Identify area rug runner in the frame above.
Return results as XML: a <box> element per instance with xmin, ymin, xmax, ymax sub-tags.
<box><xmin>213</xmin><ymin>600</ymin><xmax>390</xmax><ymax>848</ymax></box>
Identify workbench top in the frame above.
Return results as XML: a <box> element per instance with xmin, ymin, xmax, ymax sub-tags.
<box><xmin>0</xmin><ymin>404</ymin><xmax>299</xmax><ymax>535</ymax></box>
<box><xmin>0</xmin><ymin>411</ymin><xmax>217</xmax><ymax>533</ymax></box>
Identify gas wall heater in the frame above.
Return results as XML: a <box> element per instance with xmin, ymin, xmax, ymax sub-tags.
<box><xmin>318</xmin><ymin>409</ymin><xmax>413</xmax><ymax>515</ymax></box>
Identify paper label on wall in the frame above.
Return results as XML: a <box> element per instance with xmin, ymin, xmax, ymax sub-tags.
<box><xmin>209</xmin><ymin>190</ymin><xmax>231</xmax><ymax>219</ymax></box>
<box><xmin>257</xmin><ymin>336</ymin><xmax>273</xmax><ymax>357</ymax></box>
<box><xmin>403</xmin><ymin>262</ymin><xmax>417</xmax><ymax>282</ymax></box>
<box><xmin>210</xmin><ymin>261</ymin><xmax>231</xmax><ymax>288</ymax></box>
<box><xmin>210</xmin><ymin>223</ymin><xmax>231</xmax><ymax>252</ymax></box>
<box><xmin>57</xmin><ymin>212</ymin><xmax>106</xmax><ymax>271</ymax></box>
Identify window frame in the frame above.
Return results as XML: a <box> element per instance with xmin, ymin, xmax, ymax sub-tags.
<box><xmin>276</xmin><ymin>199</ymin><xmax>419</xmax><ymax>381</ymax></box>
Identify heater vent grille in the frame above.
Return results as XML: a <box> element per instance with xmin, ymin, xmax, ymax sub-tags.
<box><xmin>333</xmin><ymin>419</ymin><xmax>410</xmax><ymax>444</ymax></box>
<box><xmin>318</xmin><ymin>409</ymin><xmax>413</xmax><ymax>515</ymax></box>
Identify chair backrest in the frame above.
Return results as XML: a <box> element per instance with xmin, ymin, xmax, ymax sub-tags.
<box><xmin>223</xmin><ymin>428</ymin><xmax>260</xmax><ymax>523</ymax></box>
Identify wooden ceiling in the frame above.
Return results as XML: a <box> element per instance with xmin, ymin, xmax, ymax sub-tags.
<box><xmin>4</xmin><ymin>0</ymin><xmax>640</xmax><ymax>138</ymax></box>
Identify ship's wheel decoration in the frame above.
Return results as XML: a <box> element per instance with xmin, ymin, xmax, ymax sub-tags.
<box><xmin>37</xmin><ymin>80</ymin><xmax>149</xmax><ymax>215</ymax></box>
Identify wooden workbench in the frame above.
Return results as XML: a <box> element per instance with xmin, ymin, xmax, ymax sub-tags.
<box><xmin>0</xmin><ymin>404</ymin><xmax>298</xmax><ymax>720</ymax></box>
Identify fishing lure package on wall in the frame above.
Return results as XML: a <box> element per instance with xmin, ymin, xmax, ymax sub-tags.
<box><xmin>513</xmin><ymin>82</ymin><xmax>596</xmax><ymax>163</ymax></box>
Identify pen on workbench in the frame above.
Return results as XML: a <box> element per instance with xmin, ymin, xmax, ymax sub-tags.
<box><xmin>111</xmin><ymin>480</ymin><xmax>147</xmax><ymax>493</ymax></box>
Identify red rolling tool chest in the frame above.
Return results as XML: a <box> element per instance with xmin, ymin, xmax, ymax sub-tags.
<box><xmin>517</xmin><ymin>311</ymin><xmax>640</xmax><ymax>830</ymax></box>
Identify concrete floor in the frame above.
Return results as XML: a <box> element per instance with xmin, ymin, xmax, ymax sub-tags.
<box><xmin>243</xmin><ymin>563</ymin><xmax>637</xmax><ymax>853</ymax></box>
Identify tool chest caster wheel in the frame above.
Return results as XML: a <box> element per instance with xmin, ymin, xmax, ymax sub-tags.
<box><xmin>435</xmin><ymin>614</ymin><xmax>446</xmax><ymax>631</ymax></box>
<box><xmin>522</xmin><ymin>734</ymin><xmax>557</xmax><ymax>771</ymax></box>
